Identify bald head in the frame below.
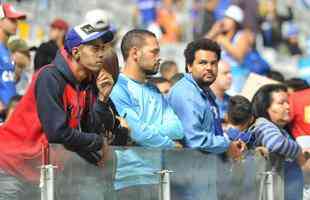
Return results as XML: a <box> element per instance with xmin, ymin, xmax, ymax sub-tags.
<box><xmin>212</xmin><ymin>60</ymin><xmax>232</xmax><ymax>92</ymax></box>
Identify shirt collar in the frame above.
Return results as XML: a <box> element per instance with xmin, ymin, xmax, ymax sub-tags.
<box><xmin>184</xmin><ymin>73</ymin><xmax>216</xmax><ymax>100</ymax></box>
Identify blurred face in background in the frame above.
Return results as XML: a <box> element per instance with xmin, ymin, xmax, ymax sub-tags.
<box><xmin>12</xmin><ymin>51</ymin><xmax>30</xmax><ymax>82</ymax></box>
<box><xmin>0</xmin><ymin>18</ymin><xmax>18</xmax><ymax>35</ymax></box>
<box><xmin>222</xmin><ymin>17</ymin><xmax>237</xmax><ymax>33</ymax></box>
<box><xmin>267</xmin><ymin>91</ymin><xmax>291</xmax><ymax>127</ymax></box>
<box><xmin>49</xmin><ymin>27</ymin><xmax>66</xmax><ymax>42</ymax></box>
<box><xmin>156</xmin><ymin>81</ymin><xmax>171</xmax><ymax>94</ymax></box>
<box><xmin>188</xmin><ymin>49</ymin><xmax>219</xmax><ymax>87</ymax></box>
<box><xmin>212</xmin><ymin>60</ymin><xmax>232</xmax><ymax>91</ymax></box>
<box><xmin>162</xmin><ymin>64</ymin><xmax>178</xmax><ymax>81</ymax></box>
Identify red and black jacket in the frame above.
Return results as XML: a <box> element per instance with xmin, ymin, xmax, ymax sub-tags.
<box><xmin>0</xmin><ymin>49</ymin><xmax>114</xmax><ymax>183</ymax></box>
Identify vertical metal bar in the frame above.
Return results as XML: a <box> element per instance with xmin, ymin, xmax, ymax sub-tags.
<box><xmin>158</xmin><ymin>170</ymin><xmax>173</xmax><ymax>200</ymax></box>
<box><xmin>266</xmin><ymin>172</ymin><xmax>274</xmax><ymax>200</ymax></box>
<box><xmin>40</xmin><ymin>165</ymin><xmax>56</xmax><ymax>200</ymax></box>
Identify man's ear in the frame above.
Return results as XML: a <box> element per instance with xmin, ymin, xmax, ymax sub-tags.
<box><xmin>187</xmin><ymin>64</ymin><xmax>193</xmax><ymax>73</ymax></box>
<box><xmin>71</xmin><ymin>47</ymin><xmax>81</xmax><ymax>60</ymax></box>
<box><xmin>130</xmin><ymin>47</ymin><xmax>139</xmax><ymax>61</ymax></box>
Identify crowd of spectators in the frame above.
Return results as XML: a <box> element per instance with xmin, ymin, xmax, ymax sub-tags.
<box><xmin>0</xmin><ymin>1</ymin><xmax>310</xmax><ymax>199</ymax></box>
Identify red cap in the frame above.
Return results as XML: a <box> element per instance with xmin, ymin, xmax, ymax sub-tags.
<box><xmin>50</xmin><ymin>19</ymin><xmax>69</xmax><ymax>32</ymax></box>
<box><xmin>1</xmin><ymin>3</ymin><xmax>26</xmax><ymax>20</ymax></box>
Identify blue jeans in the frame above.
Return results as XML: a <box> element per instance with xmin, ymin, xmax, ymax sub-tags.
<box><xmin>0</xmin><ymin>169</ymin><xmax>39</xmax><ymax>200</ymax></box>
<box><xmin>284</xmin><ymin>161</ymin><xmax>304</xmax><ymax>200</ymax></box>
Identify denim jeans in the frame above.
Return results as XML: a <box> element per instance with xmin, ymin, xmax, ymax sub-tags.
<box><xmin>284</xmin><ymin>161</ymin><xmax>304</xmax><ymax>200</ymax></box>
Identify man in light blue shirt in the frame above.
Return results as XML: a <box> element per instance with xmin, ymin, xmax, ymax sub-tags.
<box><xmin>168</xmin><ymin>38</ymin><xmax>244</xmax><ymax>155</ymax></box>
<box><xmin>110</xmin><ymin>29</ymin><xmax>183</xmax><ymax>198</ymax></box>
<box><xmin>168</xmin><ymin>38</ymin><xmax>245</xmax><ymax>200</ymax></box>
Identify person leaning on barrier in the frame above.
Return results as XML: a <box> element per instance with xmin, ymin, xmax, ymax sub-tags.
<box><xmin>251</xmin><ymin>84</ymin><xmax>308</xmax><ymax>200</ymax></box>
<box><xmin>168</xmin><ymin>38</ymin><xmax>245</xmax><ymax>158</ymax></box>
<box><xmin>110</xmin><ymin>29</ymin><xmax>184</xmax><ymax>198</ymax></box>
<box><xmin>0</xmin><ymin>22</ymin><xmax>121</xmax><ymax>199</ymax></box>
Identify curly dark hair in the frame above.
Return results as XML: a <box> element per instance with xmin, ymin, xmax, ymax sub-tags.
<box><xmin>184</xmin><ymin>38</ymin><xmax>221</xmax><ymax>72</ymax></box>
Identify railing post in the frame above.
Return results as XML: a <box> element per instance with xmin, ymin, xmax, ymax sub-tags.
<box><xmin>258</xmin><ymin>171</ymin><xmax>274</xmax><ymax>200</ymax></box>
<box><xmin>40</xmin><ymin>144</ymin><xmax>56</xmax><ymax>200</ymax></box>
<box><xmin>157</xmin><ymin>170</ymin><xmax>173</xmax><ymax>200</ymax></box>
<box><xmin>40</xmin><ymin>164</ymin><xmax>56</xmax><ymax>200</ymax></box>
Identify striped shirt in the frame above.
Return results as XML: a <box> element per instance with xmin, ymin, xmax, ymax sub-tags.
<box><xmin>249</xmin><ymin>118</ymin><xmax>301</xmax><ymax>160</ymax></box>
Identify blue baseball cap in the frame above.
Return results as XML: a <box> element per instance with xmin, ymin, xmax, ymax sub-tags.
<box><xmin>64</xmin><ymin>22</ymin><xmax>114</xmax><ymax>53</ymax></box>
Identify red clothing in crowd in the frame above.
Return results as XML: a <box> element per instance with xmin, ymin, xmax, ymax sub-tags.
<box><xmin>289</xmin><ymin>88</ymin><xmax>310</xmax><ymax>148</ymax></box>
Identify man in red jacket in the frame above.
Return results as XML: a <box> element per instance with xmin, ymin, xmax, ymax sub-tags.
<box><xmin>289</xmin><ymin>88</ymin><xmax>310</xmax><ymax>148</ymax></box>
<box><xmin>0</xmin><ymin>21</ymin><xmax>116</xmax><ymax>199</ymax></box>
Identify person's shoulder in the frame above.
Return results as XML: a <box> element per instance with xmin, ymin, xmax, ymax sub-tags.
<box><xmin>169</xmin><ymin>75</ymin><xmax>198</xmax><ymax>101</ymax></box>
<box><xmin>111</xmin><ymin>74</ymin><xmax>131</xmax><ymax>98</ymax></box>
<box><xmin>253</xmin><ymin>117</ymin><xmax>278</xmax><ymax>131</ymax></box>
<box><xmin>113</xmin><ymin>74</ymin><xmax>130</xmax><ymax>89</ymax></box>
<box><xmin>36</xmin><ymin>65</ymin><xmax>63</xmax><ymax>85</ymax></box>
<box><xmin>170</xmin><ymin>75</ymin><xmax>193</xmax><ymax>93</ymax></box>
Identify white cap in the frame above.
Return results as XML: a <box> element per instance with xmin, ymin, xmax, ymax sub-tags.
<box><xmin>224</xmin><ymin>5</ymin><xmax>244</xmax><ymax>24</ymax></box>
<box><xmin>84</xmin><ymin>9</ymin><xmax>110</xmax><ymax>30</ymax></box>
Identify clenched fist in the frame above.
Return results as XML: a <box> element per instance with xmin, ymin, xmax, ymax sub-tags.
<box><xmin>96</xmin><ymin>68</ymin><xmax>114</xmax><ymax>103</ymax></box>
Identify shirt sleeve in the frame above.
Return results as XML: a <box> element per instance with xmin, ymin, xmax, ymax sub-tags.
<box><xmin>35</xmin><ymin>68</ymin><xmax>103</xmax><ymax>152</ymax></box>
<box><xmin>168</xmin><ymin>87</ymin><xmax>230</xmax><ymax>153</ymax></box>
<box><xmin>254</xmin><ymin>119</ymin><xmax>301</xmax><ymax>160</ymax></box>
<box><xmin>110</xmin><ymin>84</ymin><xmax>177</xmax><ymax>148</ymax></box>
<box><xmin>156</xmin><ymin>96</ymin><xmax>184</xmax><ymax>140</ymax></box>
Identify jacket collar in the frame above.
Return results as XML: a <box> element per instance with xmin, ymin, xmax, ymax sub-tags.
<box><xmin>184</xmin><ymin>73</ymin><xmax>216</xmax><ymax>100</ymax></box>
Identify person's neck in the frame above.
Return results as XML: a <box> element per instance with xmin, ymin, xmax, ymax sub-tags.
<box><xmin>122</xmin><ymin>60</ymin><xmax>146</xmax><ymax>83</ymax></box>
<box><xmin>210</xmin><ymin>84</ymin><xmax>225</xmax><ymax>100</ymax></box>
<box><xmin>0</xmin><ymin>30</ymin><xmax>9</xmax><ymax>45</ymax></box>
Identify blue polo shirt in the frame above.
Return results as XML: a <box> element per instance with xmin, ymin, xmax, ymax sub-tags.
<box><xmin>168</xmin><ymin>73</ymin><xmax>230</xmax><ymax>153</ymax></box>
<box><xmin>0</xmin><ymin>43</ymin><xmax>16</xmax><ymax>106</ymax></box>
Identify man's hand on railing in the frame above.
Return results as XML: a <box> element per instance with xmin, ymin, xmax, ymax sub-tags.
<box><xmin>255</xmin><ymin>146</ymin><xmax>269</xmax><ymax>158</ymax></box>
<box><xmin>97</xmin><ymin>136</ymin><xmax>110</xmax><ymax>168</ymax></box>
<box><xmin>227</xmin><ymin>140</ymin><xmax>246</xmax><ymax>160</ymax></box>
<box><xmin>174</xmin><ymin>141</ymin><xmax>183</xmax><ymax>149</ymax></box>
<box><xmin>116</xmin><ymin>116</ymin><xmax>130</xmax><ymax>133</ymax></box>
<box><xmin>301</xmin><ymin>149</ymin><xmax>310</xmax><ymax>172</ymax></box>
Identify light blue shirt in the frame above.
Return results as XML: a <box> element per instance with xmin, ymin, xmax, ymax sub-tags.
<box><xmin>110</xmin><ymin>73</ymin><xmax>184</xmax><ymax>190</ymax></box>
<box><xmin>111</xmin><ymin>73</ymin><xmax>184</xmax><ymax>147</ymax></box>
<box><xmin>168</xmin><ymin>73</ymin><xmax>230</xmax><ymax>153</ymax></box>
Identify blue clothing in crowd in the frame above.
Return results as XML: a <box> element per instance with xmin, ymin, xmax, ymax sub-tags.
<box><xmin>213</xmin><ymin>0</ymin><xmax>231</xmax><ymax>20</ymax></box>
<box><xmin>110</xmin><ymin>73</ymin><xmax>184</xmax><ymax>190</ymax></box>
<box><xmin>0</xmin><ymin>43</ymin><xmax>16</xmax><ymax>106</ymax></box>
<box><xmin>168</xmin><ymin>73</ymin><xmax>230</xmax><ymax>153</ymax></box>
<box><xmin>215</xmin><ymin>93</ymin><xmax>230</xmax><ymax>122</ymax></box>
<box><xmin>135</xmin><ymin>0</ymin><xmax>160</xmax><ymax>27</ymax></box>
<box><xmin>226</xmin><ymin>127</ymin><xmax>255</xmax><ymax>146</ymax></box>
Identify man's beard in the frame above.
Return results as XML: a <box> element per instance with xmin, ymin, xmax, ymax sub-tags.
<box><xmin>143</xmin><ymin>68</ymin><xmax>158</xmax><ymax>76</ymax></box>
<box><xmin>197</xmin><ymin>78</ymin><xmax>215</xmax><ymax>89</ymax></box>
